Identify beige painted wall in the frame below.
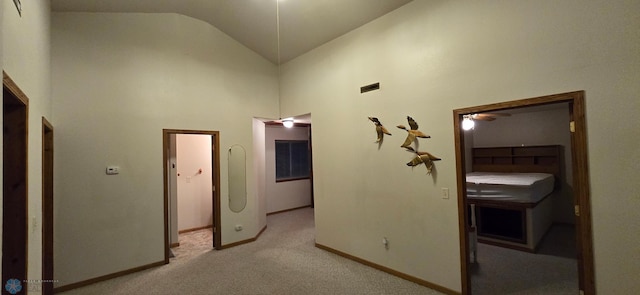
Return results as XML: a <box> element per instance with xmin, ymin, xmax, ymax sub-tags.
<box><xmin>3</xmin><ymin>0</ymin><xmax>51</xmax><ymax>291</ymax></box>
<box><xmin>279</xmin><ymin>1</ymin><xmax>640</xmax><ymax>293</ymax></box>
<box><xmin>51</xmin><ymin>12</ymin><xmax>279</xmax><ymax>287</ymax></box>
<box><xmin>252</xmin><ymin>119</ymin><xmax>268</xmax><ymax>231</ymax></box>
<box><xmin>265</xmin><ymin>125</ymin><xmax>312</xmax><ymax>213</ymax></box>
<box><xmin>13</xmin><ymin>0</ymin><xmax>636</xmax><ymax>293</ymax></box>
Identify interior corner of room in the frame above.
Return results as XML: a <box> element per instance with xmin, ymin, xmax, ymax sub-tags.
<box><xmin>3</xmin><ymin>1</ymin><xmax>640</xmax><ymax>294</ymax></box>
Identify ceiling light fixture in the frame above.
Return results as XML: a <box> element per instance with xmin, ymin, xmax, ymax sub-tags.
<box><xmin>282</xmin><ymin>119</ymin><xmax>294</xmax><ymax>128</ymax></box>
<box><xmin>462</xmin><ymin>115</ymin><xmax>475</xmax><ymax>131</ymax></box>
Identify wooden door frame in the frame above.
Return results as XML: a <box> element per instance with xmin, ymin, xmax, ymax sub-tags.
<box><xmin>308</xmin><ymin>125</ymin><xmax>314</xmax><ymax>208</ymax></box>
<box><xmin>42</xmin><ymin>117</ymin><xmax>54</xmax><ymax>295</ymax></box>
<box><xmin>162</xmin><ymin>129</ymin><xmax>221</xmax><ymax>263</ymax></box>
<box><xmin>2</xmin><ymin>71</ymin><xmax>29</xmax><ymax>288</ymax></box>
<box><xmin>453</xmin><ymin>91</ymin><xmax>594</xmax><ymax>295</ymax></box>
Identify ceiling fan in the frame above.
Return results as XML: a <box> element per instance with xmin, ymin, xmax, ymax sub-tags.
<box><xmin>462</xmin><ymin>112</ymin><xmax>511</xmax><ymax>130</ymax></box>
<box><xmin>469</xmin><ymin>112</ymin><xmax>511</xmax><ymax>121</ymax></box>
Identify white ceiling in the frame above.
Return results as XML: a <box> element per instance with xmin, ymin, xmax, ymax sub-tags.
<box><xmin>51</xmin><ymin>0</ymin><xmax>413</xmax><ymax>64</ymax></box>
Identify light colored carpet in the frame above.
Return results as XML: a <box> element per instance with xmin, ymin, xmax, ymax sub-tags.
<box><xmin>170</xmin><ymin>227</ymin><xmax>215</xmax><ymax>262</ymax></box>
<box><xmin>59</xmin><ymin>208</ymin><xmax>444</xmax><ymax>295</ymax></box>
<box><xmin>470</xmin><ymin>224</ymin><xmax>579</xmax><ymax>294</ymax></box>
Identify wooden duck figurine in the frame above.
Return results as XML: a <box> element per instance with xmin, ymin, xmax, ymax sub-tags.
<box><xmin>368</xmin><ymin>117</ymin><xmax>392</xmax><ymax>143</ymax></box>
<box><xmin>405</xmin><ymin>147</ymin><xmax>441</xmax><ymax>174</ymax></box>
<box><xmin>397</xmin><ymin>116</ymin><xmax>430</xmax><ymax>148</ymax></box>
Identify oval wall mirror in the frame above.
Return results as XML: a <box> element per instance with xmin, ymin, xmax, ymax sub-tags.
<box><xmin>228</xmin><ymin>144</ymin><xmax>247</xmax><ymax>213</ymax></box>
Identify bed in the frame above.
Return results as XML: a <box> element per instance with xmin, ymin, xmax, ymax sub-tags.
<box><xmin>466</xmin><ymin>145</ymin><xmax>562</xmax><ymax>252</ymax></box>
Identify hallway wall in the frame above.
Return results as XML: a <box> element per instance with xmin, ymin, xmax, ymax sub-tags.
<box><xmin>3</xmin><ymin>0</ymin><xmax>52</xmax><ymax>289</ymax></box>
<box><xmin>51</xmin><ymin>12</ymin><xmax>279</xmax><ymax>287</ymax></box>
<box><xmin>279</xmin><ymin>1</ymin><xmax>640</xmax><ymax>293</ymax></box>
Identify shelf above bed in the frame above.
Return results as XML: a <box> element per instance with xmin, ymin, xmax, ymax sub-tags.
<box><xmin>471</xmin><ymin>145</ymin><xmax>563</xmax><ymax>180</ymax></box>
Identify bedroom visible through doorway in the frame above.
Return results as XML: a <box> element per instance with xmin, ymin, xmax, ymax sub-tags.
<box><xmin>453</xmin><ymin>91</ymin><xmax>594</xmax><ymax>295</ymax></box>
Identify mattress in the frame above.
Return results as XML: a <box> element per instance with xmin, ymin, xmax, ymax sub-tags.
<box><xmin>466</xmin><ymin>172</ymin><xmax>555</xmax><ymax>203</ymax></box>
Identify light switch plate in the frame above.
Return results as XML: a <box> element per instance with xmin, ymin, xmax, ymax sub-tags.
<box><xmin>442</xmin><ymin>188</ymin><xmax>449</xmax><ymax>199</ymax></box>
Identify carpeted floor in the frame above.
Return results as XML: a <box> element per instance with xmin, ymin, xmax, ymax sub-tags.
<box><xmin>470</xmin><ymin>224</ymin><xmax>579</xmax><ymax>294</ymax></box>
<box><xmin>59</xmin><ymin>208</ymin><xmax>443</xmax><ymax>295</ymax></box>
<box><xmin>58</xmin><ymin>209</ymin><xmax>578</xmax><ymax>295</ymax></box>
<box><xmin>170</xmin><ymin>227</ymin><xmax>215</xmax><ymax>262</ymax></box>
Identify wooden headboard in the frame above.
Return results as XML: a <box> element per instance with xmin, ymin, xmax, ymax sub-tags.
<box><xmin>471</xmin><ymin>145</ymin><xmax>563</xmax><ymax>181</ymax></box>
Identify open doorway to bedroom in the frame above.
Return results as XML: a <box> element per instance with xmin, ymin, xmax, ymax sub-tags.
<box><xmin>453</xmin><ymin>91</ymin><xmax>594</xmax><ymax>295</ymax></box>
<box><xmin>162</xmin><ymin>129</ymin><xmax>221</xmax><ymax>263</ymax></box>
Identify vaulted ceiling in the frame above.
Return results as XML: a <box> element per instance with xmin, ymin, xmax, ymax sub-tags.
<box><xmin>51</xmin><ymin>0</ymin><xmax>413</xmax><ymax>64</ymax></box>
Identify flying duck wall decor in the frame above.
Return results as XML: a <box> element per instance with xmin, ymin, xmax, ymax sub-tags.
<box><xmin>404</xmin><ymin>146</ymin><xmax>441</xmax><ymax>175</ymax></box>
<box><xmin>398</xmin><ymin>116</ymin><xmax>441</xmax><ymax>174</ymax></box>
<box><xmin>397</xmin><ymin>116</ymin><xmax>430</xmax><ymax>148</ymax></box>
<box><xmin>366</xmin><ymin>115</ymin><xmax>441</xmax><ymax>174</ymax></box>
<box><xmin>368</xmin><ymin>116</ymin><xmax>392</xmax><ymax>143</ymax></box>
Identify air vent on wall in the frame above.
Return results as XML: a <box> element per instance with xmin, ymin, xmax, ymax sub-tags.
<box><xmin>360</xmin><ymin>82</ymin><xmax>380</xmax><ymax>93</ymax></box>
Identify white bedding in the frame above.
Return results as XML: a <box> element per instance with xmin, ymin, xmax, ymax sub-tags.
<box><xmin>466</xmin><ymin>172</ymin><xmax>555</xmax><ymax>203</ymax></box>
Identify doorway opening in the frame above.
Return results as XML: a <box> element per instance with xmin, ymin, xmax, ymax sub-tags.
<box><xmin>2</xmin><ymin>72</ymin><xmax>29</xmax><ymax>288</ymax></box>
<box><xmin>265</xmin><ymin>122</ymin><xmax>314</xmax><ymax>214</ymax></box>
<box><xmin>42</xmin><ymin>117</ymin><xmax>54</xmax><ymax>295</ymax></box>
<box><xmin>257</xmin><ymin>113</ymin><xmax>314</xmax><ymax>215</ymax></box>
<box><xmin>162</xmin><ymin>129</ymin><xmax>221</xmax><ymax>263</ymax></box>
<box><xmin>453</xmin><ymin>91</ymin><xmax>594</xmax><ymax>295</ymax></box>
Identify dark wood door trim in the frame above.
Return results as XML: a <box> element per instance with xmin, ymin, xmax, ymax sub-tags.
<box><xmin>3</xmin><ymin>71</ymin><xmax>29</xmax><ymax>106</ymax></box>
<box><xmin>3</xmin><ymin>71</ymin><xmax>29</xmax><ymax>290</ymax></box>
<box><xmin>162</xmin><ymin>129</ymin><xmax>222</xmax><ymax>264</ymax></box>
<box><xmin>210</xmin><ymin>133</ymin><xmax>221</xmax><ymax>248</ymax></box>
<box><xmin>42</xmin><ymin>117</ymin><xmax>54</xmax><ymax>295</ymax></box>
<box><xmin>308</xmin><ymin>125</ymin><xmax>314</xmax><ymax>208</ymax></box>
<box><xmin>568</xmin><ymin>96</ymin><xmax>595</xmax><ymax>293</ymax></box>
<box><xmin>453</xmin><ymin>91</ymin><xmax>594</xmax><ymax>295</ymax></box>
